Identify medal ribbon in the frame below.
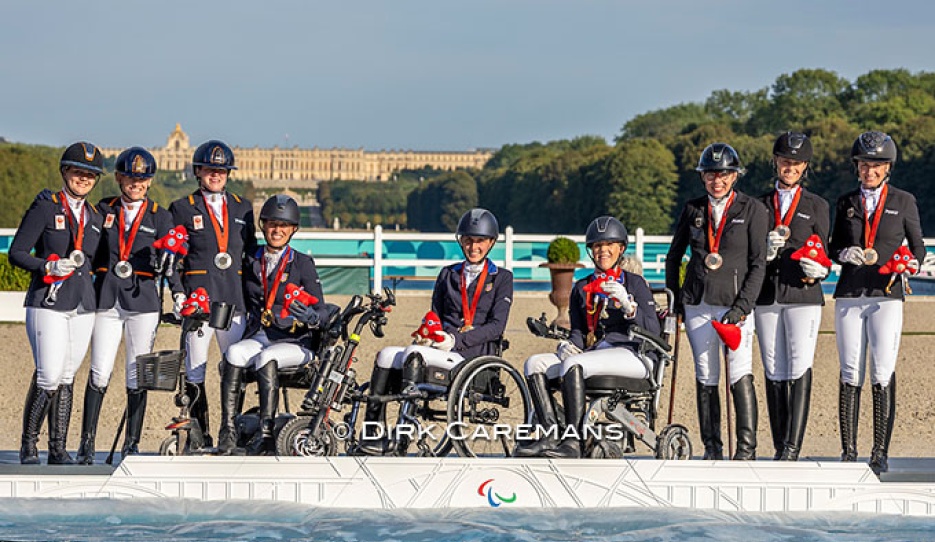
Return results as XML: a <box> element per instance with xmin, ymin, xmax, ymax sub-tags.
<box><xmin>117</xmin><ymin>200</ymin><xmax>149</xmax><ymax>262</ymax></box>
<box><xmin>59</xmin><ymin>191</ymin><xmax>85</xmax><ymax>252</ymax></box>
<box><xmin>861</xmin><ymin>183</ymin><xmax>889</xmax><ymax>250</ymax></box>
<box><xmin>584</xmin><ymin>274</ymin><xmax>606</xmax><ymax>334</ymax></box>
<box><xmin>203</xmin><ymin>194</ymin><xmax>229</xmax><ymax>254</ymax></box>
<box><xmin>460</xmin><ymin>261</ymin><xmax>489</xmax><ymax>329</ymax></box>
<box><xmin>773</xmin><ymin>186</ymin><xmax>802</xmax><ymax>228</ymax></box>
<box><xmin>262</xmin><ymin>247</ymin><xmax>292</xmax><ymax>314</ymax></box>
<box><xmin>706</xmin><ymin>191</ymin><xmax>736</xmax><ymax>255</ymax></box>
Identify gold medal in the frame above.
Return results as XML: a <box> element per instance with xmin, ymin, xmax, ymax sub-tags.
<box><xmin>260</xmin><ymin>309</ymin><xmax>274</xmax><ymax>327</ymax></box>
<box><xmin>773</xmin><ymin>225</ymin><xmax>791</xmax><ymax>241</ymax></box>
<box><xmin>459</xmin><ymin>325</ymin><xmax>474</xmax><ymax>332</ymax></box>
<box><xmin>585</xmin><ymin>331</ymin><xmax>596</xmax><ymax>348</ymax></box>
<box><xmin>704</xmin><ymin>252</ymin><xmax>723</xmax><ymax>270</ymax></box>
<box><xmin>863</xmin><ymin>248</ymin><xmax>879</xmax><ymax>266</ymax></box>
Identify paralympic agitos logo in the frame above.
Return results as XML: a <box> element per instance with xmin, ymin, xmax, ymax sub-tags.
<box><xmin>477</xmin><ymin>478</ymin><xmax>517</xmax><ymax>507</ymax></box>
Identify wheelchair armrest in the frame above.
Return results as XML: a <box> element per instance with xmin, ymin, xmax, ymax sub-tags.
<box><xmin>526</xmin><ymin>314</ymin><xmax>570</xmax><ymax>340</ymax></box>
<box><xmin>629</xmin><ymin>325</ymin><xmax>672</xmax><ymax>353</ymax></box>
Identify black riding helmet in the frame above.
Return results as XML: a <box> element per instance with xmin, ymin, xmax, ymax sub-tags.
<box><xmin>115</xmin><ymin>146</ymin><xmax>157</xmax><ymax>179</ymax></box>
<box><xmin>696</xmin><ymin>143</ymin><xmax>745</xmax><ymax>174</ymax></box>
<box><xmin>260</xmin><ymin>194</ymin><xmax>300</xmax><ymax>226</ymax></box>
<box><xmin>773</xmin><ymin>132</ymin><xmax>812</xmax><ymax>162</ymax></box>
<box><xmin>60</xmin><ymin>141</ymin><xmax>104</xmax><ymax>175</ymax></box>
<box><xmin>192</xmin><ymin>140</ymin><xmax>237</xmax><ymax>172</ymax></box>
<box><xmin>585</xmin><ymin>216</ymin><xmax>628</xmax><ymax>268</ymax></box>
<box><xmin>851</xmin><ymin>131</ymin><xmax>897</xmax><ymax>164</ymax></box>
<box><xmin>456</xmin><ymin>208</ymin><xmax>499</xmax><ymax>261</ymax></box>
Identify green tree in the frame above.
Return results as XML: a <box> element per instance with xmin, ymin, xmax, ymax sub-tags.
<box><xmin>601</xmin><ymin>139</ymin><xmax>679</xmax><ymax>234</ymax></box>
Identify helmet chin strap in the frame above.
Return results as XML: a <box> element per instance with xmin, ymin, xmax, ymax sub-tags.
<box><xmin>61</xmin><ymin>182</ymin><xmax>84</xmax><ymax>201</ymax></box>
<box><xmin>199</xmin><ymin>181</ymin><xmax>224</xmax><ymax>195</ymax></box>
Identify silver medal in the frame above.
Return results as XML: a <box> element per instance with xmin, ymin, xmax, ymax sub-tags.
<box><xmin>863</xmin><ymin>248</ymin><xmax>879</xmax><ymax>266</ymax></box>
<box><xmin>114</xmin><ymin>260</ymin><xmax>133</xmax><ymax>279</ymax></box>
<box><xmin>774</xmin><ymin>225</ymin><xmax>791</xmax><ymax>241</ymax></box>
<box><xmin>214</xmin><ymin>252</ymin><xmax>232</xmax><ymax>270</ymax></box>
<box><xmin>69</xmin><ymin>250</ymin><xmax>86</xmax><ymax>268</ymax></box>
<box><xmin>704</xmin><ymin>252</ymin><xmax>723</xmax><ymax>270</ymax></box>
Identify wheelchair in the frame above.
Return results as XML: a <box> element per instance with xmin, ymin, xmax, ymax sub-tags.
<box><xmin>526</xmin><ymin>288</ymin><xmax>692</xmax><ymax>460</ymax></box>
<box><xmin>340</xmin><ymin>338</ymin><xmax>532</xmax><ymax>458</ymax></box>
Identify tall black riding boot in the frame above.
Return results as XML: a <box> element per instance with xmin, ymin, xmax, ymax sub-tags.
<box><xmin>779</xmin><ymin>369</ymin><xmax>812</xmax><ymax>461</ymax></box>
<box><xmin>217</xmin><ymin>362</ymin><xmax>245</xmax><ymax>455</ymax></box>
<box><xmin>765</xmin><ymin>378</ymin><xmax>788</xmax><ymax>460</ymax></box>
<box><xmin>20</xmin><ymin>375</ymin><xmax>54</xmax><ymax>465</ymax></box>
<box><xmin>543</xmin><ymin>365</ymin><xmax>585</xmax><ymax>459</ymax></box>
<box><xmin>731</xmin><ymin>374</ymin><xmax>758</xmax><ymax>460</ymax></box>
<box><xmin>122</xmin><ymin>388</ymin><xmax>148</xmax><ymax>457</ymax></box>
<box><xmin>185</xmin><ymin>381</ymin><xmax>212</xmax><ymax>449</ymax></box>
<box><xmin>869</xmin><ymin>375</ymin><xmax>896</xmax><ymax>475</ymax></box>
<box><xmin>76</xmin><ymin>382</ymin><xmax>106</xmax><ymax>465</ymax></box>
<box><xmin>356</xmin><ymin>366</ymin><xmax>395</xmax><ymax>456</ymax></box>
<box><xmin>246</xmin><ymin>362</ymin><xmax>280</xmax><ymax>456</ymax></box>
<box><xmin>48</xmin><ymin>384</ymin><xmax>76</xmax><ymax>465</ymax></box>
<box><xmin>696</xmin><ymin>381</ymin><xmax>723</xmax><ymax>460</ymax></box>
<box><xmin>839</xmin><ymin>382</ymin><xmax>860</xmax><ymax>462</ymax></box>
<box><xmin>514</xmin><ymin>373</ymin><xmax>561</xmax><ymax>458</ymax></box>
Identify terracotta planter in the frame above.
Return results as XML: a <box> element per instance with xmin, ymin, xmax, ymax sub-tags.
<box><xmin>539</xmin><ymin>262</ymin><xmax>583</xmax><ymax>328</ymax></box>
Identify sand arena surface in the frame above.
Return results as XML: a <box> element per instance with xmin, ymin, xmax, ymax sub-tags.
<box><xmin>0</xmin><ymin>293</ymin><xmax>932</xmax><ymax>459</ymax></box>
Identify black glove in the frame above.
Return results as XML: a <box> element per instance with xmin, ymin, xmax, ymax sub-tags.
<box><xmin>289</xmin><ymin>300</ymin><xmax>320</xmax><ymax>327</ymax></box>
<box><xmin>721</xmin><ymin>306</ymin><xmax>746</xmax><ymax>325</ymax></box>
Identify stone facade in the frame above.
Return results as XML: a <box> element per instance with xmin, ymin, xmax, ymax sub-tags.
<box><xmin>102</xmin><ymin>124</ymin><xmax>492</xmax><ymax>186</ymax></box>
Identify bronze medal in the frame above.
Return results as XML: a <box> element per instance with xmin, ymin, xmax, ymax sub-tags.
<box><xmin>704</xmin><ymin>252</ymin><xmax>723</xmax><ymax>270</ymax></box>
<box><xmin>114</xmin><ymin>260</ymin><xmax>133</xmax><ymax>279</ymax></box>
<box><xmin>774</xmin><ymin>225</ymin><xmax>791</xmax><ymax>241</ymax></box>
<box><xmin>69</xmin><ymin>250</ymin><xmax>86</xmax><ymax>268</ymax></box>
<box><xmin>863</xmin><ymin>248</ymin><xmax>879</xmax><ymax>266</ymax></box>
<box><xmin>260</xmin><ymin>309</ymin><xmax>274</xmax><ymax>327</ymax></box>
<box><xmin>214</xmin><ymin>252</ymin><xmax>232</xmax><ymax>270</ymax></box>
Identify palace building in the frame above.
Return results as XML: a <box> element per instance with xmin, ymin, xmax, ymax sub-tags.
<box><xmin>102</xmin><ymin>124</ymin><xmax>493</xmax><ymax>187</ymax></box>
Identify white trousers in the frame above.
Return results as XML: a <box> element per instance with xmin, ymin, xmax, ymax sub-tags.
<box><xmin>226</xmin><ymin>330</ymin><xmax>314</xmax><ymax>370</ymax></box>
<box><xmin>184</xmin><ymin>311</ymin><xmax>246</xmax><ymax>383</ymax></box>
<box><xmin>754</xmin><ymin>303</ymin><xmax>822</xmax><ymax>381</ymax></box>
<box><xmin>25</xmin><ymin>307</ymin><xmax>95</xmax><ymax>390</ymax></box>
<box><xmin>375</xmin><ymin>344</ymin><xmax>464</xmax><ymax>371</ymax></box>
<box><xmin>89</xmin><ymin>303</ymin><xmax>160</xmax><ymax>389</ymax></box>
<box><xmin>684</xmin><ymin>302</ymin><xmax>756</xmax><ymax>387</ymax></box>
<box><xmin>524</xmin><ymin>342</ymin><xmax>649</xmax><ymax>380</ymax></box>
<box><xmin>835</xmin><ymin>296</ymin><xmax>902</xmax><ymax>387</ymax></box>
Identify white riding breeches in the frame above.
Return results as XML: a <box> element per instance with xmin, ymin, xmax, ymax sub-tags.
<box><xmin>524</xmin><ymin>341</ymin><xmax>650</xmax><ymax>380</ymax></box>
<box><xmin>754</xmin><ymin>303</ymin><xmax>822</xmax><ymax>381</ymax></box>
<box><xmin>226</xmin><ymin>329</ymin><xmax>314</xmax><ymax>370</ymax></box>
<box><xmin>25</xmin><ymin>307</ymin><xmax>95</xmax><ymax>390</ymax></box>
<box><xmin>184</xmin><ymin>310</ymin><xmax>246</xmax><ymax>383</ymax></box>
<box><xmin>684</xmin><ymin>302</ymin><xmax>756</xmax><ymax>387</ymax></box>
<box><xmin>89</xmin><ymin>303</ymin><xmax>160</xmax><ymax>389</ymax></box>
<box><xmin>835</xmin><ymin>296</ymin><xmax>902</xmax><ymax>387</ymax></box>
<box><xmin>375</xmin><ymin>344</ymin><xmax>465</xmax><ymax>371</ymax></box>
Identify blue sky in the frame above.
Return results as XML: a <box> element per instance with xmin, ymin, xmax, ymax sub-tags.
<box><xmin>2</xmin><ymin>0</ymin><xmax>935</xmax><ymax>151</ymax></box>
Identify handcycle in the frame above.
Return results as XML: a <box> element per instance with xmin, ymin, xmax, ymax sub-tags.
<box><xmin>525</xmin><ymin>288</ymin><xmax>692</xmax><ymax>460</ymax></box>
<box><xmin>275</xmin><ymin>289</ymin><xmax>533</xmax><ymax>458</ymax></box>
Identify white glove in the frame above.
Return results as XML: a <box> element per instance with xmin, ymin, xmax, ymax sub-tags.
<box><xmin>839</xmin><ymin>246</ymin><xmax>866</xmax><ymax>266</ymax></box>
<box><xmin>432</xmin><ymin>331</ymin><xmax>456</xmax><ymax>352</ymax></box>
<box><xmin>556</xmin><ymin>340</ymin><xmax>583</xmax><ymax>362</ymax></box>
<box><xmin>172</xmin><ymin>292</ymin><xmax>187</xmax><ymax>319</ymax></box>
<box><xmin>45</xmin><ymin>258</ymin><xmax>78</xmax><ymax>277</ymax></box>
<box><xmin>799</xmin><ymin>257</ymin><xmax>829</xmax><ymax>279</ymax></box>
<box><xmin>766</xmin><ymin>230</ymin><xmax>785</xmax><ymax>262</ymax></box>
<box><xmin>601</xmin><ymin>280</ymin><xmax>637</xmax><ymax>316</ymax></box>
<box><xmin>907</xmin><ymin>258</ymin><xmax>920</xmax><ymax>275</ymax></box>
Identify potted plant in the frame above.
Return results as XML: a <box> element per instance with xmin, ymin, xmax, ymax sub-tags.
<box><xmin>0</xmin><ymin>253</ymin><xmax>30</xmax><ymax>322</ymax></box>
<box><xmin>539</xmin><ymin>236</ymin><xmax>584</xmax><ymax>327</ymax></box>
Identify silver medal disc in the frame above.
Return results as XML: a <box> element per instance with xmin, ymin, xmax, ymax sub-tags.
<box><xmin>214</xmin><ymin>252</ymin><xmax>232</xmax><ymax>270</ymax></box>
<box><xmin>704</xmin><ymin>252</ymin><xmax>723</xmax><ymax>270</ymax></box>
<box><xmin>863</xmin><ymin>248</ymin><xmax>879</xmax><ymax>266</ymax></box>
<box><xmin>114</xmin><ymin>260</ymin><xmax>133</xmax><ymax>279</ymax></box>
<box><xmin>774</xmin><ymin>225</ymin><xmax>791</xmax><ymax>241</ymax></box>
<box><xmin>69</xmin><ymin>250</ymin><xmax>86</xmax><ymax>268</ymax></box>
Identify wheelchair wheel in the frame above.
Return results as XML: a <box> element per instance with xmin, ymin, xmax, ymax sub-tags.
<box><xmin>276</xmin><ymin>415</ymin><xmax>338</xmax><ymax>457</ymax></box>
<box><xmin>159</xmin><ymin>436</ymin><xmax>178</xmax><ymax>456</ymax></box>
<box><xmin>654</xmin><ymin>424</ymin><xmax>692</xmax><ymax>460</ymax></box>
<box><xmin>587</xmin><ymin>438</ymin><xmax>624</xmax><ymax>459</ymax></box>
<box><xmin>446</xmin><ymin>356</ymin><xmax>532</xmax><ymax>457</ymax></box>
